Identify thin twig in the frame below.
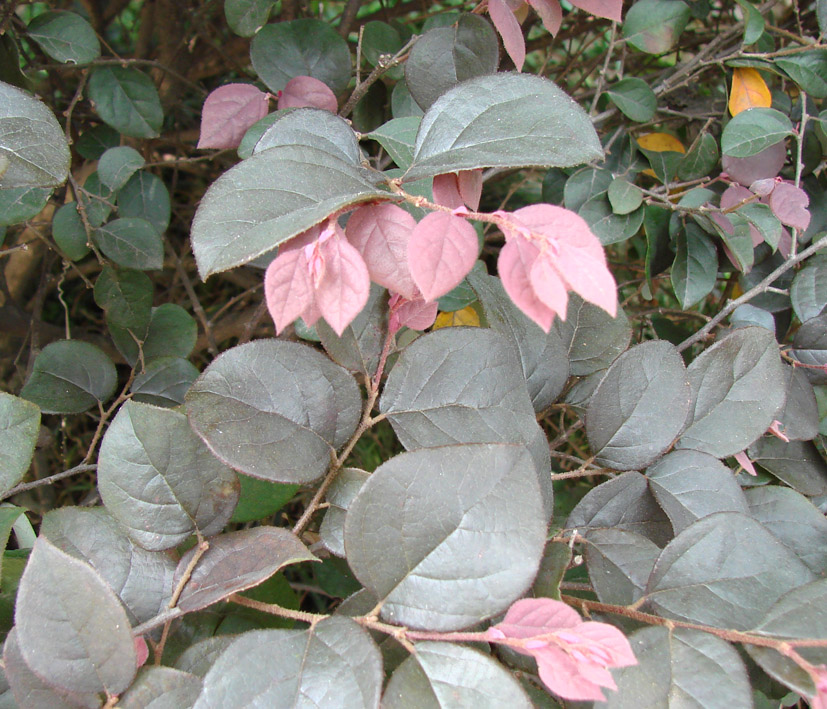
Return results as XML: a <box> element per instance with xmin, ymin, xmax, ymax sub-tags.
<box><xmin>589</xmin><ymin>22</ymin><xmax>618</xmax><ymax>115</ymax></box>
<box><xmin>2</xmin><ymin>464</ymin><xmax>97</xmax><ymax>499</ymax></box>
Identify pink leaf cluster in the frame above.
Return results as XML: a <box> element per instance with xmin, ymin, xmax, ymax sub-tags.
<box><xmin>486</xmin><ymin>598</ymin><xmax>636</xmax><ymax>702</ymax></box>
<box><xmin>432</xmin><ymin>170</ymin><xmax>483</xmax><ymax>211</ymax></box>
<box><xmin>497</xmin><ymin>204</ymin><xmax>617</xmax><ymax>331</ymax></box>
<box><xmin>277</xmin><ymin>76</ymin><xmax>338</xmax><ymax>113</ymax></box>
<box><xmin>197</xmin><ymin>83</ymin><xmax>270</xmax><ymax>149</ymax></box>
<box><xmin>488</xmin><ymin>0</ymin><xmax>621</xmax><ymax>70</ymax></box>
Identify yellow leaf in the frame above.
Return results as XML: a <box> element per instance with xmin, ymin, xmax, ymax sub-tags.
<box><xmin>637</xmin><ymin>133</ymin><xmax>686</xmax><ymax>153</ymax></box>
<box><xmin>729</xmin><ymin>67</ymin><xmax>771</xmax><ymax>116</ymax></box>
<box><xmin>433</xmin><ymin>306</ymin><xmax>481</xmax><ymax>330</ymax></box>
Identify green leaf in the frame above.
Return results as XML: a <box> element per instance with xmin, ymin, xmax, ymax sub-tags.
<box><xmin>368</xmin><ymin>116</ymin><xmax>421</xmax><ymax>171</ymax></box>
<box><xmin>579</xmin><ymin>194</ymin><xmax>645</xmax><ymax>245</ymax></box>
<box><xmin>15</xmin><ymin>537</ymin><xmax>137</xmax><ymax>694</ymax></box>
<box><xmin>237</xmin><ymin>111</ymin><xmax>282</xmax><ymax>159</ymax></box>
<box><xmin>677</xmin><ymin>133</ymin><xmax>719</xmax><ymax>181</ymax></box>
<box><xmin>583</xmin><ymin>528</ymin><xmax>660</xmax><ymax>605</ymax></box>
<box><xmin>26</xmin><ymin>10</ymin><xmax>100</xmax><ymax>65</ymax></box>
<box><xmin>645</xmin><ymin>512</ymin><xmax>814</xmax><ymax>629</ymax></box>
<box><xmin>97</xmin><ymin>146</ymin><xmax>145</xmax><ymax>191</ymax></box>
<box><xmin>191</xmin><ymin>144</ymin><xmax>389</xmax><ymax>278</ymax></box>
<box><xmin>224</xmin><ymin>0</ymin><xmax>274</xmax><ymax>36</ymax></box>
<box><xmin>404</xmin><ymin>14</ymin><xmax>499</xmax><ymax>111</ymax></box>
<box><xmin>587</xmin><ymin>341</ymin><xmax>692</xmax><ymax>470</ymax></box>
<box><xmin>623</xmin><ymin>0</ymin><xmax>691</xmax><ymax>54</ymax></box>
<box><xmin>0</xmin><ymin>186</ymin><xmax>51</xmax><ymax>226</ymax></box>
<box><xmin>564</xmin><ymin>167</ymin><xmax>613</xmax><ymax>211</ymax></box>
<box><xmin>345</xmin><ymin>443</ymin><xmax>545</xmax><ymax>630</ymax></box>
<box><xmin>51</xmin><ymin>202</ymin><xmax>90</xmax><ymax>260</ymax></box>
<box><xmin>774</xmin><ymin>363</ymin><xmax>819</xmax><ymax>441</ymax></box>
<box><xmin>173</xmin><ymin>527</ymin><xmax>316</xmax><ymax>613</ymax></box>
<box><xmin>78</xmin><ymin>171</ymin><xmax>114</xmax><ymax>227</ymax></box>
<box><xmin>749</xmin><ymin>437</ymin><xmax>827</xmax><ymax>497</ymax></box>
<box><xmin>111</xmin><ymin>303</ymin><xmax>197</xmax><ymax>366</ymax></box>
<box><xmin>0</xmin><ymin>80</ymin><xmax>70</xmax><ymax>188</ymax></box>
<box><xmin>646</xmin><ymin>449</ymin><xmax>749</xmax><ymax>535</ymax></box>
<box><xmin>250</xmin><ymin>19</ymin><xmax>352</xmax><ymax>94</ymax></box>
<box><xmin>319</xmin><ymin>468</ymin><xmax>369</xmax><ymax>557</ymax></box>
<box><xmin>21</xmin><ymin>340</ymin><xmax>117</xmax><ymax>414</ymax></box>
<box><xmin>41</xmin><ymin>506</ymin><xmax>176</xmax><ymax>624</ymax></box>
<box><xmin>721</xmin><ymin>107</ymin><xmax>793</xmax><ymax>158</ymax></box>
<box><xmin>790</xmin><ymin>256</ymin><xmax>827</xmax><ymax>323</ymax></box>
<box><xmin>605</xmin><ymin>627</ymin><xmax>752</xmax><ymax>708</ymax></box>
<box><xmin>118</xmin><ymin>667</ymin><xmax>202</xmax><ymax>709</ymax></box>
<box><xmin>607</xmin><ymin>177</ymin><xmax>644</xmax><ymax>214</ymax></box>
<box><xmin>605</xmin><ymin>77</ymin><xmax>657</xmax><ymax>122</ymax></box>
<box><xmin>97</xmin><ymin>400</ymin><xmax>239</xmax><ymax>550</ymax></box>
<box><xmin>775</xmin><ymin>51</ymin><xmax>827</xmax><ymax>99</ymax></box>
<box><xmin>186</xmin><ymin>340</ymin><xmax>362</xmax><ymax>483</ymax></box>
<box><xmin>383</xmin><ymin>642</ymin><xmax>532</xmax><ymax>709</ymax></box>
<box><xmin>672</xmin><ymin>223</ymin><xmax>718</xmax><ymax>308</ymax></box>
<box><xmin>0</xmin><ymin>507</ymin><xmax>25</xmax><ymax>586</ymax></box>
<box><xmin>792</xmin><ymin>311</ymin><xmax>827</xmax><ymax>385</ymax></box>
<box><xmin>734</xmin><ymin>0</ymin><xmax>765</xmax><ymax>44</ymax></box>
<box><xmin>361</xmin><ymin>21</ymin><xmax>404</xmax><ymax>79</ymax></box>
<box><xmin>117</xmin><ymin>171</ymin><xmax>171</xmax><ymax>234</ymax></box>
<box><xmin>231</xmin><ymin>475</ymin><xmax>299</xmax><ymax>524</ymax></box>
<box><xmin>131</xmin><ymin>356</ymin><xmax>199</xmax><ymax>408</ymax></box>
<box><xmin>677</xmin><ymin>326</ymin><xmax>786</xmax><ymax>457</ymax></box>
<box><xmin>87</xmin><ymin>66</ymin><xmax>163</xmax><ymax>138</ymax></box>
<box><xmin>94</xmin><ymin>265</ymin><xmax>153</xmax><ymax>331</ymax></box>
<box><xmin>253</xmin><ymin>108</ymin><xmax>361</xmax><ymax>165</ymax></box>
<box><xmin>404</xmin><ymin>73</ymin><xmax>603</xmax><ymax>182</ymax></box>
<box><xmin>93</xmin><ymin>217</ymin><xmax>163</xmax><ymax>270</ymax></box>
<box><xmin>74</xmin><ymin>124</ymin><xmax>120</xmax><ymax>160</ymax></box>
<box><xmin>739</xmin><ymin>201</ymin><xmax>782</xmax><ymax>251</ymax></box>
<box><xmin>193</xmin><ymin>618</ymin><xmax>382</xmax><ymax>708</ymax></box>
<box><xmin>174</xmin><ymin>636</ymin><xmax>237</xmax><ymax>678</ymax></box>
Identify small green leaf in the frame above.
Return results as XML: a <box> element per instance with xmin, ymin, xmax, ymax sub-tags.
<box><xmin>677</xmin><ymin>133</ymin><xmax>719</xmax><ymax>181</ymax></box>
<box><xmin>607</xmin><ymin>177</ymin><xmax>644</xmax><ymax>215</ymax></box>
<box><xmin>94</xmin><ymin>265</ymin><xmax>153</xmax><ymax>331</ymax></box>
<box><xmin>26</xmin><ymin>10</ymin><xmax>100</xmax><ymax>65</ymax></box>
<box><xmin>791</xmin><ymin>257</ymin><xmax>827</xmax><ymax>323</ymax></box>
<box><xmin>774</xmin><ymin>51</ymin><xmax>827</xmax><ymax>99</ymax></box>
<box><xmin>721</xmin><ymin>107</ymin><xmax>793</xmax><ymax>157</ymax></box>
<box><xmin>111</xmin><ymin>303</ymin><xmax>197</xmax><ymax>366</ymax></box>
<box><xmin>51</xmin><ymin>202</ymin><xmax>90</xmax><ymax>260</ymax></box>
<box><xmin>672</xmin><ymin>223</ymin><xmax>717</xmax><ymax>308</ymax></box>
<box><xmin>88</xmin><ymin>66</ymin><xmax>163</xmax><ymax>138</ymax></box>
<box><xmin>98</xmin><ymin>146</ymin><xmax>145</xmax><ymax>191</ymax></box>
<box><xmin>734</xmin><ymin>0</ymin><xmax>765</xmax><ymax>44</ymax></box>
<box><xmin>224</xmin><ymin>0</ymin><xmax>274</xmax><ymax>36</ymax></box>
<box><xmin>131</xmin><ymin>356</ymin><xmax>199</xmax><ymax>407</ymax></box>
<box><xmin>93</xmin><ymin>217</ymin><xmax>163</xmax><ymax>270</ymax></box>
<box><xmin>74</xmin><ymin>124</ymin><xmax>120</xmax><ymax>160</ymax></box>
<box><xmin>368</xmin><ymin>116</ymin><xmax>421</xmax><ymax>171</ymax></box>
<box><xmin>78</xmin><ymin>171</ymin><xmax>114</xmax><ymax>227</ymax></box>
<box><xmin>0</xmin><ymin>394</ymin><xmax>39</xmax><ymax>497</ymax></box>
<box><xmin>605</xmin><ymin>77</ymin><xmax>657</xmax><ymax>122</ymax></box>
<box><xmin>117</xmin><ymin>171</ymin><xmax>171</xmax><ymax>234</ymax></box>
<box><xmin>231</xmin><ymin>476</ymin><xmax>300</xmax><ymax>523</ymax></box>
<box><xmin>0</xmin><ymin>186</ymin><xmax>51</xmax><ymax>226</ymax></box>
<box><xmin>623</xmin><ymin>0</ymin><xmax>691</xmax><ymax>54</ymax></box>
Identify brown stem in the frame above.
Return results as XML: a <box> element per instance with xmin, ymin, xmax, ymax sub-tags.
<box><xmin>338</xmin><ymin>0</ymin><xmax>365</xmax><ymax>37</ymax></box>
<box><xmin>229</xmin><ymin>594</ymin><xmax>326</xmax><ymax>624</ymax></box>
<box><xmin>2</xmin><ymin>464</ymin><xmax>98</xmax><ymax>499</ymax></box>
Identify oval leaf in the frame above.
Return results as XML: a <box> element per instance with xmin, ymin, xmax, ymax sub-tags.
<box><xmin>254</xmin><ymin>108</ymin><xmax>361</xmax><ymax>165</ymax></box>
<box><xmin>118</xmin><ymin>667</ymin><xmax>202</xmax><ymax>709</ymax></box>
<box><xmin>0</xmin><ymin>393</ymin><xmax>40</xmax><ymax>496</ymax></box>
<box><xmin>197</xmin><ymin>83</ymin><xmax>270</xmax><ymax>150</ymax></box>
<box><xmin>408</xmin><ymin>212</ymin><xmax>478</xmax><ymax>302</ymax></box>
<box><xmin>26</xmin><ymin>10</ymin><xmax>101</xmax><ymax>65</ymax></box>
<box><xmin>721</xmin><ymin>107</ymin><xmax>793</xmax><ymax>158</ymax></box>
<box><xmin>87</xmin><ymin>66</ymin><xmax>163</xmax><ymax>139</ymax></box>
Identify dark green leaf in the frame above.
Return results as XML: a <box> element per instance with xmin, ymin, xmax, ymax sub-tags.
<box><xmin>191</xmin><ymin>145</ymin><xmax>389</xmax><ymax>278</ymax></box>
<box><xmin>87</xmin><ymin>67</ymin><xmax>163</xmax><ymax>138</ymax></box>
<box><xmin>320</xmin><ymin>467</ymin><xmax>370</xmax><ymax>557</ymax></box>
<box><xmin>566</xmin><ymin>471</ymin><xmax>674</xmax><ymax>546</ymax></box>
<box><xmin>792</xmin><ymin>311</ymin><xmax>827</xmax><ymax>385</ymax></box>
<box><xmin>174</xmin><ymin>527</ymin><xmax>316</xmax><ymax>613</ymax></box>
<box><xmin>98</xmin><ymin>400</ymin><xmax>239</xmax><ymax>550</ymax></box>
<box><xmin>231</xmin><ymin>475</ymin><xmax>299</xmax><ymax>524</ymax></box>
<box><xmin>404</xmin><ymin>73</ymin><xmax>602</xmax><ymax>182</ymax></box>
<box><xmin>74</xmin><ymin>124</ymin><xmax>120</xmax><ymax>161</ymax></box>
<box><xmin>174</xmin><ymin>636</ymin><xmax>237</xmax><ymax>678</ymax></box>
<box><xmin>383</xmin><ymin>642</ymin><xmax>532</xmax><ymax>708</ymax></box>
<box><xmin>646</xmin><ymin>449</ymin><xmax>749</xmax><ymax>534</ymax></box>
<box><xmin>51</xmin><ymin>202</ymin><xmax>90</xmax><ymax>260</ymax></box>
<box><xmin>111</xmin><ymin>304</ymin><xmax>197</xmax><ymax>366</ymax></box>
<box><xmin>749</xmin><ymin>437</ymin><xmax>827</xmax><ymax>497</ymax></box>
<box><xmin>676</xmin><ymin>326</ymin><xmax>786</xmax><ymax>457</ymax></box>
<box><xmin>0</xmin><ymin>393</ymin><xmax>39</xmax><ymax>497</ymax></box>
<box><xmin>775</xmin><ymin>51</ymin><xmax>827</xmax><ymax>99</ymax></box>
<box><xmin>774</xmin><ymin>363</ymin><xmax>819</xmax><ymax>441</ymax></box>
<box><xmin>94</xmin><ymin>265</ymin><xmax>153</xmax><ymax>331</ymax></box>
<box><xmin>77</xmin><ymin>171</ymin><xmax>113</xmax><ymax>227</ymax></box>
<box><xmin>117</xmin><ymin>171</ymin><xmax>170</xmax><ymax>234</ymax></box>
<box><xmin>678</xmin><ymin>133</ymin><xmax>719</xmax><ymax>181</ymax></box>
<box><xmin>583</xmin><ymin>528</ymin><xmax>660</xmax><ymax>605</ymax></box>
<box><xmin>186</xmin><ymin>340</ymin><xmax>361</xmax><ymax>483</ymax></box>
<box><xmin>15</xmin><ymin>537</ymin><xmax>136</xmax><ymax>694</ymax></box>
<box><xmin>361</xmin><ymin>21</ymin><xmax>404</xmax><ymax>79</ymax></box>
<box><xmin>790</xmin><ymin>256</ymin><xmax>827</xmax><ymax>323</ymax></box>
<box><xmin>623</xmin><ymin>0</ymin><xmax>691</xmax><ymax>53</ymax></box>
<box><xmin>27</xmin><ymin>10</ymin><xmax>100</xmax><ymax>65</ymax></box>
<box><xmin>93</xmin><ymin>217</ymin><xmax>163</xmax><ymax>270</ymax></box>
<box><xmin>0</xmin><ymin>80</ymin><xmax>70</xmax><ymax>188</ymax></box>
<box><xmin>237</xmin><ymin>111</ymin><xmax>282</xmax><ymax>159</ymax></box>
<box><xmin>646</xmin><ymin>512</ymin><xmax>814</xmax><ymax>629</ymax></box>
<box><xmin>721</xmin><ymin>108</ymin><xmax>793</xmax><ymax>158</ymax></box>
<box><xmin>607</xmin><ymin>177</ymin><xmax>644</xmax><ymax>214</ymax></box>
<box><xmin>709</xmin><ymin>211</ymin><xmax>754</xmax><ymax>272</ymax></box>
<box><xmin>254</xmin><ymin>108</ymin><xmax>361</xmax><ymax>165</ymax></box>
<box><xmin>0</xmin><ymin>508</ymin><xmax>24</xmax><ymax>586</ymax></box>
<box><xmin>21</xmin><ymin>340</ymin><xmax>117</xmax><ymax>414</ymax></box>
<box><xmin>605</xmin><ymin>627</ymin><xmax>752</xmax><ymax>708</ymax></box>
<box><xmin>564</xmin><ymin>167</ymin><xmax>613</xmax><ymax>212</ymax></box>
<box><xmin>587</xmin><ymin>341</ymin><xmax>692</xmax><ymax>470</ymax></box>
<box><xmin>734</xmin><ymin>0</ymin><xmax>765</xmax><ymax>44</ymax></box>
<box><xmin>644</xmin><ymin>204</ymin><xmax>672</xmax><ymax>290</ymax></box>
<box><xmin>368</xmin><ymin>117</ymin><xmax>421</xmax><ymax>171</ymax></box>
<box><xmin>131</xmin><ymin>356</ymin><xmax>199</xmax><ymax>407</ymax></box>
<box><xmin>672</xmin><ymin>223</ymin><xmax>718</xmax><ymax>308</ymax></box>
<box><xmin>404</xmin><ymin>14</ymin><xmax>498</xmax><ymax>111</ymax></box>
<box><xmin>579</xmin><ymin>194</ymin><xmax>644</xmax><ymax>245</ymax></box>
<box><xmin>97</xmin><ymin>146</ymin><xmax>145</xmax><ymax>191</ymax></box>
<box><xmin>391</xmin><ymin>81</ymin><xmax>424</xmax><ymax>119</ymax></box>
<box><xmin>194</xmin><ymin>618</ymin><xmax>382</xmax><ymax>708</ymax></box>
<box><xmin>41</xmin><ymin>506</ymin><xmax>175</xmax><ymax>624</ymax></box>
<box><xmin>224</xmin><ymin>0</ymin><xmax>274</xmax><ymax>36</ymax></box>
<box><xmin>739</xmin><ymin>202</ymin><xmax>782</xmax><ymax>251</ymax></box>
<box><xmin>345</xmin><ymin>443</ymin><xmax>545</xmax><ymax>630</ymax></box>
<box><xmin>250</xmin><ymin>19</ymin><xmax>352</xmax><ymax>94</ymax></box>
<box><xmin>118</xmin><ymin>667</ymin><xmax>201</xmax><ymax>709</ymax></box>
<box><xmin>605</xmin><ymin>77</ymin><xmax>657</xmax><ymax>122</ymax></box>
<box><xmin>0</xmin><ymin>186</ymin><xmax>50</xmax><ymax>226</ymax></box>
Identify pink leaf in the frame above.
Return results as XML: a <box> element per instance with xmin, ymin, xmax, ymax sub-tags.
<box><xmin>389</xmin><ymin>293</ymin><xmax>438</xmax><ymax>332</ymax></box>
<box><xmin>488</xmin><ymin>0</ymin><xmax>527</xmax><ymax>71</ymax></box>
<box><xmin>458</xmin><ymin>170</ymin><xmax>483</xmax><ymax>211</ymax></box>
<box><xmin>432</xmin><ymin>173</ymin><xmax>464</xmax><ymax>210</ymax></box>
<box><xmin>567</xmin><ymin>0</ymin><xmax>623</xmax><ymax>22</ymax></box>
<box><xmin>534</xmin><ymin>647</ymin><xmax>614</xmax><ymax>701</ymax></box>
<box><xmin>264</xmin><ymin>247</ymin><xmax>314</xmax><ymax>334</ymax></box>
<box><xmin>528</xmin><ymin>0</ymin><xmax>564</xmax><ymax>35</ymax></box>
<box><xmin>315</xmin><ymin>229</ymin><xmax>371</xmax><ymax>336</ymax></box>
<box><xmin>734</xmin><ymin>450</ymin><xmax>758</xmax><ymax>476</ymax></box>
<box><xmin>499</xmin><ymin>597</ymin><xmax>582</xmax><ymax>637</ymax></box>
<box><xmin>346</xmin><ymin>204</ymin><xmax>418</xmax><ymax>299</ymax></box>
<box><xmin>277</xmin><ymin>76</ymin><xmax>338</xmax><ymax>113</ymax></box>
<box><xmin>768</xmin><ymin>419</ymin><xmax>790</xmax><ymax>442</ymax></box>
<box><xmin>749</xmin><ymin>178</ymin><xmax>777</xmax><ymax>196</ymax></box>
<box><xmin>769</xmin><ymin>181</ymin><xmax>811</xmax><ymax>231</ymax></box>
<box><xmin>408</xmin><ymin>212</ymin><xmax>478</xmax><ymax>302</ymax></box>
<box><xmin>498</xmin><ymin>235</ymin><xmax>556</xmax><ymax>331</ymax></box>
<box><xmin>134</xmin><ymin>636</ymin><xmax>149</xmax><ymax>668</ymax></box>
<box><xmin>530</xmin><ymin>252</ymin><xmax>569</xmax><ymax>319</ymax></box>
<box><xmin>722</xmin><ymin>142</ymin><xmax>786</xmax><ymax>186</ymax></box>
<box><xmin>197</xmin><ymin>83</ymin><xmax>270</xmax><ymax>149</ymax></box>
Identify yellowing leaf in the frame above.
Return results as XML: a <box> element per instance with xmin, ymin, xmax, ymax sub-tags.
<box><xmin>637</xmin><ymin>133</ymin><xmax>686</xmax><ymax>153</ymax></box>
<box><xmin>433</xmin><ymin>306</ymin><xmax>481</xmax><ymax>330</ymax></box>
<box><xmin>729</xmin><ymin>67</ymin><xmax>771</xmax><ymax>116</ymax></box>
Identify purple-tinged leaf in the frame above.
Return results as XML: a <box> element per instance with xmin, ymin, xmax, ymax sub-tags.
<box><xmin>568</xmin><ymin>0</ymin><xmax>623</xmax><ymax>21</ymax></box>
<box><xmin>197</xmin><ymin>83</ymin><xmax>270</xmax><ymax>149</ymax></box>
<box><xmin>488</xmin><ymin>0</ymin><xmax>526</xmax><ymax>71</ymax></box>
<box><xmin>432</xmin><ymin>173</ymin><xmax>464</xmax><ymax>210</ymax></box>
<box><xmin>315</xmin><ymin>233</ymin><xmax>371</xmax><ymax>336</ymax></box>
<box><xmin>277</xmin><ymin>75</ymin><xmax>338</xmax><ymax>113</ymax></box>
<box><xmin>459</xmin><ymin>169</ymin><xmax>483</xmax><ymax>210</ymax></box>
<box><xmin>722</xmin><ymin>142</ymin><xmax>786</xmax><ymax>186</ymax></box>
<box><xmin>389</xmin><ymin>293</ymin><xmax>438</xmax><ymax>332</ymax></box>
<box><xmin>345</xmin><ymin>204</ymin><xmax>417</xmax><ymax>299</ymax></box>
<box><xmin>174</xmin><ymin>527</ymin><xmax>317</xmax><ymax>613</ymax></box>
<box><xmin>408</xmin><ymin>212</ymin><xmax>478</xmax><ymax>301</ymax></box>
<box><xmin>264</xmin><ymin>245</ymin><xmax>314</xmax><ymax>334</ymax></box>
<box><xmin>769</xmin><ymin>181</ymin><xmax>810</xmax><ymax>231</ymax></box>
<box><xmin>118</xmin><ymin>667</ymin><xmax>202</xmax><ymax>709</ymax></box>
<box><xmin>529</xmin><ymin>0</ymin><xmax>563</xmax><ymax>35</ymax></box>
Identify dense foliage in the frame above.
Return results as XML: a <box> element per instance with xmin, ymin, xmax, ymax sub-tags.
<box><xmin>1</xmin><ymin>0</ymin><xmax>827</xmax><ymax>706</ymax></box>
